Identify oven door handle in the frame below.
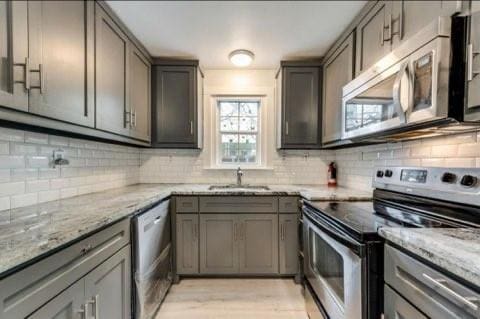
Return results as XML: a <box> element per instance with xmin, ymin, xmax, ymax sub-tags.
<box><xmin>392</xmin><ymin>61</ymin><xmax>410</xmax><ymax>124</ymax></box>
<box><xmin>303</xmin><ymin>206</ymin><xmax>366</xmax><ymax>258</ymax></box>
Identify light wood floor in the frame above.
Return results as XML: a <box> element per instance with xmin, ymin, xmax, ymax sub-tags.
<box><xmin>155</xmin><ymin>278</ymin><xmax>308</xmax><ymax>319</ymax></box>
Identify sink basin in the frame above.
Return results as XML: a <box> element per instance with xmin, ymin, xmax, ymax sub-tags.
<box><xmin>208</xmin><ymin>184</ymin><xmax>270</xmax><ymax>191</ymax></box>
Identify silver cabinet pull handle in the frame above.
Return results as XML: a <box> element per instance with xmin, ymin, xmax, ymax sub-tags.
<box><xmin>133</xmin><ymin>109</ymin><xmax>137</xmax><ymax>127</ymax></box>
<box><xmin>234</xmin><ymin>223</ymin><xmax>237</xmax><ymax>241</ymax></box>
<box><xmin>125</xmin><ymin>110</ymin><xmax>131</xmax><ymax>127</ymax></box>
<box><xmin>285</xmin><ymin>121</ymin><xmax>289</xmax><ymax>135</ymax></box>
<box><xmin>14</xmin><ymin>57</ymin><xmax>30</xmax><ymax>90</ymax></box>
<box><xmin>30</xmin><ymin>64</ymin><xmax>44</xmax><ymax>94</ymax></box>
<box><xmin>190</xmin><ymin>121</ymin><xmax>194</xmax><ymax>135</ymax></box>
<box><xmin>422</xmin><ymin>273</ymin><xmax>479</xmax><ymax>312</ymax></box>
<box><xmin>467</xmin><ymin>44</ymin><xmax>480</xmax><ymax>82</ymax></box>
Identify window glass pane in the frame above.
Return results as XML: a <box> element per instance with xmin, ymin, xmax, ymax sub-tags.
<box><xmin>221</xmin><ymin>134</ymin><xmax>238</xmax><ymax>163</ymax></box>
<box><xmin>239</xmin><ymin>117</ymin><xmax>257</xmax><ymax>132</ymax></box>
<box><xmin>239</xmin><ymin>102</ymin><xmax>258</xmax><ymax>116</ymax></box>
<box><xmin>220</xmin><ymin>117</ymin><xmax>239</xmax><ymax>132</ymax></box>
<box><xmin>238</xmin><ymin>135</ymin><xmax>256</xmax><ymax>163</ymax></box>
<box><xmin>219</xmin><ymin>102</ymin><xmax>239</xmax><ymax>116</ymax></box>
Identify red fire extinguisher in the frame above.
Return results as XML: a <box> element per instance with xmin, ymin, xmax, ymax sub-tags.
<box><xmin>328</xmin><ymin>162</ymin><xmax>337</xmax><ymax>187</ymax></box>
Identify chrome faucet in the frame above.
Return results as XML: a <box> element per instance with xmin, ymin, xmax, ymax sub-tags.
<box><xmin>236</xmin><ymin>167</ymin><xmax>243</xmax><ymax>186</ymax></box>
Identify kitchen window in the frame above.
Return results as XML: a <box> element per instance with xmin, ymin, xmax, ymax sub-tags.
<box><xmin>215</xmin><ymin>98</ymin><xmax>262</xmax><ymax>166</ymax></box>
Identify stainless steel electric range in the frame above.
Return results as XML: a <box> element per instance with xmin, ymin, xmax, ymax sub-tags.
<box><xmin>302</xmin><ymin>167</ymin><xmax>480</xmax><ymax>319</ymax></box>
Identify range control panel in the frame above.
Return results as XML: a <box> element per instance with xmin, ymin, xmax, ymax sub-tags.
<box><xmin>373</xmin><ymin>167</ymin><xmax>480</xmax><ymax>206</ymax></box>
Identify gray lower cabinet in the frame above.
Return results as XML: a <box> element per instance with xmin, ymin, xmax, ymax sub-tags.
<box><xmin>27</xmin><ymin>0</ymin><xmax>94</xmax><ymax>127</ymax></box>
<box><xmin>238</xmin><ymin>214</ymin><xmax>278</xmax><ymax>274</ymax></box>
<box><xmin>84</xmin><ymin>245</ymin><xmax>131</xmax><ymax>319</ymax></box>
<box><xmin>322</xmin><ymin>32</ymin><xmax>355</xmax><ymax>144</ymax></box>
<box><xmin>200</xmin><ymin>214</ymin><xmax>239</xmax><ymax>274</ymax></box>
<box><xmin>152</xmin><ymin>62</ymin><xmax>204</xmax><ymax>148</ymax></box>
<box><xmin>277</xmin><ymin>63</ymin><xmax>322</xmax><ymax>149</ymax></box>
<box><xmin>279</xmin><ymin>214</ymin><xmax>298</xmax><ymax>275</ymax></box>
<box><xmin>27</xmin><ymin>279</ymin><xmax>85</xmax><ymax>319</ymax></box>
<box><xmin>0</xmin><ymin>0</ymin><xmax>28</xmax><ymax>112</ymax></box>
<box><xmin>384</xmin><ymin>284</ymin><xmax>427</xmax><ymax>319</ymax></box>
<box><xmin>27</xmin><ymin>245</ymin><xmax>131</xmax><ymax>319</ymax></box>
<box><xmin>95</xmin><ymin>3</ymin><xmax>130</xmax><ymax>137</ymax></box>
<box><xmin>176</xmin><ymin>214</ymin><xmax>199</xmax><ymax>274</ymax></box>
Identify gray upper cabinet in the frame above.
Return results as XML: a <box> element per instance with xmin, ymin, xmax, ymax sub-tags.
<box><xmin>0</xmin><ymin>1</ymin><xmax>28</xmax><ymax>112</ymax></box>
<box><xmin>277</xmin><ymin>63</ymin><xmax>322</xmax><ymax>149</ymax></box>
<box><xmin>391</xmin><ymin>1</ymin><xmax>461</xmax><ymax>50</ymax></box>
<box><xmin>95</xmin><ymin>3</ymin><xmax>130</xmax><ymax>137</ymax></box>
<box><xmin>279</xmin><ymin>214</ymin><xmax>298</xmax><ymax>275</ymax></box>
<box><xmin>200</xmin><ymin>214</ymin><xmax>239</xmax><ymax>274</ymax></box>
<box><xmin>84</xmin><ymin>245</ymin><xmax>131</xmax><ymax>319</ymax></box>
<box><xmin>238</xmin><ymin>214</ymin><xmax>278</xmax><ymax>274</ymax></box>
<box><xmin>27</xmin><ymin>279</ymin><xmax>85</xmax><ymax>319</ymax></box>
<box><xmin>467</xmin><ymin>9</ymin><xmax>480</xmax><ymax>110</ymax></box>
<box><xmin>28</xmin><ymin>1</ymin><xmax>94</xmax><ymax>127</ymax></box>
<box><xmin>355</xmin><ymin>1</ymin><xmax>391</xmax><ymax>76</ymax></box>
<box><xmin>322</xmin><ymin>32</ymin><xmax>355</xmax><ymax>144</ymax></box>
<box><xmin>128</xmin><ymin>46</ymin><xmax>151</xmax><ymax>142</ymax></box>
<box><xmin>152</xmin><ymin>62</ymin><xmax>204</xmax><ymax>148</ymax></box>
<box><xmin>176</xmin><ymin>214</ymin><xmax>199</xmax><ymax>274</ymax></box>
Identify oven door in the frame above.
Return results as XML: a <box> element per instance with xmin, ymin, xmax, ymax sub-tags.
<box><xmin>303</xmin><ymin>207</ymin><xmax>365</xmax><ymax>319</ymax></box>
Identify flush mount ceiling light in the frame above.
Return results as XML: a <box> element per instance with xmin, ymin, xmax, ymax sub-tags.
<box><xmin>229</xmin><ymin>49</ymin><xmax>254</xmax><ymax>67</ymax></box>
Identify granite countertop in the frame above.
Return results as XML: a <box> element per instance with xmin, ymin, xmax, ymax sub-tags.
<box><xmin>379</xmin><ymin>227</ymin><xmax>480</xmax><ymax>289</ymax></box>
<box><xmin>0</xmin><ymin>183</ymin><xmax>371</xmax><ymax>279</ymax></box>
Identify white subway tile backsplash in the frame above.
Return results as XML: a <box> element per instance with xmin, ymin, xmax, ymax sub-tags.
<box><xmin>26</xmin><ymin>180</ymin><xmax>50</xmax><ymax>193</ymax></box>
<box><xmin>24</xmin><ymin>132</ymin><xmax>49</xmax><ymax>145</ymax></box>
<box><xmin>0</xmin><ymin>182</ymin><xmax>25</xmax><ymax>197</ymax></box>
<box><xmin>0</xmin><ymin>155</ymin><xmax>25</xmax><ymax>168</ymax></box>
<box><xmin>11</xmin><ymin>168</ymin><xmax>38</xmax><ymax>181</ymax></box>
<box><xmin>26</xmin><ymin>156</ymin><xmax>50</xmax><ymax>168</ymax></box>
<box><xmin>0</xmin><ymin>128</ymin><xmax>24</xmax><ymax>142</ymax></box>
<box><xmin>11</xmin><ymin>193</ymin><xmax>38</xmax><ymax>209</ymax></box>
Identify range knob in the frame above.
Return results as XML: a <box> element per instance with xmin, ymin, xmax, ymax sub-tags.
<box><xmin>376</xmin><ymin>170</ymin><xmax>384</xmax><ymax>178</ymax></box>
<box><xmin>441</xmin><ymin>172</ymin><xmax>457</xmax><ymax>184</ymax></box>
<box><xmin>385</xmin><ymin>169</ymin><xmax>393</xmax><ymax>177</ymax></box>
<box><xmin>460</xmin><ymin>175</ymin><xmax>477</xmax><ymax>187</ymax></box>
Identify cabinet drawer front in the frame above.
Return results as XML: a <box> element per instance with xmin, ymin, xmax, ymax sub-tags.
<box><xmin>384</xmin><ymin>284</ymin><xmax>427</xmax><ymax>319</ymax></box>
<box><xmin>279</xmin><ymin>197</ymin><xmax>299</xmax><ymax>213</ymax></box>
<box><xmin>176</xmin><ymin>196</ymin><xmax>199</xmax><ymax>213</ymax></box>
<box><xmin>199</xmin><ymin>196</ymin><xmax>278</xmax><ymax>213</ymax></box>
<box><xmin>384</xmin><ymin>245</ymin><xmax>480</xmax><ymax>318</ymax></box>
<box><xmin>0</xmin><ymin>219</ymin><xmax>130</xmax><ymax>319</ymax></box>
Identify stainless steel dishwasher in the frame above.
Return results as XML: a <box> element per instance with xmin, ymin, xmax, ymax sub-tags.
<box><xmin>132</xmin><ymin>199</ymin><xmax>172</xmax><ymax>319</ymax></box>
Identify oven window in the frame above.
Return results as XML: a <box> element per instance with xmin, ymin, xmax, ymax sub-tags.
<box><xmin>309</xmin><ymin>228</ymin><xmax>345</xmax><ymax>303</ymax></box>
<box><xmin>412</xmin><ymin>52</ymin><xmax>433</xmax><ymax>111</ymax></box>
<box><xmin>345</xmin><ymin>74</ymin><xmax>397</xmax><ymax>132</ymax></box>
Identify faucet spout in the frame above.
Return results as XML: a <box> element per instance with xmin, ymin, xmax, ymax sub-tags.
<box><xmin>236</xmin><ymin>167</ymin><xmax>243</xmax><ymax>186</ymax></box>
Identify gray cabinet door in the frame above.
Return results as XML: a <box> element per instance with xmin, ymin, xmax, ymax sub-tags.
<box><xmin>0</xmin><ymin>1</ymin><xmax>28</xmax><ymax>111</ymax></box>
<box><xmin>468</xmin><ymin>11</ymin><xmax>480</xmax><ymax>110</ymax></box>
<box><xmin>176</xmin><ymin>214</ymin><xmax>199</xmax><ymax>274</ymax></box>
<box><xmin>384</xmin><ymin>285</ymin><xmax>427</xmax><ymax>319</ymax></box>
<box><xmin>238</xmin><ymin>214</ymin><xmax>278</xmax><ymax>274</ymax></box>
<box><xmin>152</xmin><ymin>65</ymin><xmax>196</xmax><ymax>147</ymax></box>
<box><xmin>84</xmin><ymin>245</ymin><xmax>131</xmax><ymax>319</ymax></box>
<box><xmin>200</xmin><ymin>214</ymin><xmax>239</xmax><ymax>274</ymax></box>
<box><xmin>128</xmin><ymin>45</ymin><xmax>151</xmax><ymax>142</ymax></box>
<box><xmin>322</xmin><ymin>32</ymin><xmax>355</xmax><ymax>144</ymax></box>
<box><xmin>282</xmin><ymin>66</ymin><xmax>321</xmax><ymax>148</ymax></box>
<box><xmin>390</xmin><ymin>1</ymin><xmax>458</xmax><ymax>50</ymax></box>
<box><xmin>355</xmin><ymin>1</ymin><xmax>391</xmax><ymax>75</ymax></box>
<box><xmin>27</xmin><ymin>1</ymin><xmax>94</xmax><ymax>127</ymax></box>
<box><xmin>279</xmin><ymin>214</ymin><xmax>298</xmax><ymax>275</ymax></box>
<box><xmin>95</xmin><ymin>3</ymin><xmax>130</xmax><ymax>136</ymax></box>
<box><xmin>27</xmin><ymin>279</ymin><xmax>85</xmax><ymax>319</ymax></box>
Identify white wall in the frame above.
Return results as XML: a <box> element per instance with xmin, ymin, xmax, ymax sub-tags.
<box><xmin>140</xmin><ymin>69</ymin><xmax>334</xmax><ymax>185</ymax></box>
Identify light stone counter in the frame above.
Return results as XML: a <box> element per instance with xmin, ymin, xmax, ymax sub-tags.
<box><xmin>0</xmin><ymin>183</ymin><xmax>371</xmax><ymax>278</ymax></box>
<box><xmin>379</xmin><ymin>227</ymin><xmax>480</xmax><ymax>289</ymax></box>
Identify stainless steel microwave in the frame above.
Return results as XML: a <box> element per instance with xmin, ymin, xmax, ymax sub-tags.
<box><xmin>342</xmin><ymin>15</ymin><xmax>480</xmax><ymax>142</ymax></box>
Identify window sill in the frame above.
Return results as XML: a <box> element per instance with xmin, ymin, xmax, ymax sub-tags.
<box><xmin>204</xmin><ymin>166</ymin><xmax>274</xmax><ymax>170</ymax></box>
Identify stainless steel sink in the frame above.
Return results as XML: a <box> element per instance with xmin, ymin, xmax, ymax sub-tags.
<box><xmin>208</xmin><ymin>184</ymin><xmax>270</xmax><ymax>191</ymax></box>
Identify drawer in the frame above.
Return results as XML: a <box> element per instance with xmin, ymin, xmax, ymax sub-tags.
<box><xmin>176</xmin><ymin>196</ymin><xmax>199</xmax><ymax>213</ymax></box>
<box><xmin>279</xmin><ymin>197</ymin><xmax>299</xmax><ymax>213</ymax></box>
<box><xmin>199</xmin><ymin>196</ymin><xmax>278</xmax><ymax>213</ymax></box>
<box><xmin>0</xmin><ymin>218</ymin><xmax>130</xmax><ymax>319</ymax></box>
<box><xmin>384</xmin><ymin>244</ymin><xmax>480</xmax><ymax>319</ymax></box>
<box><xmin>384</xmin><ymin>284</ymin><xmax>427</xmax><ymax>319</ymax></box>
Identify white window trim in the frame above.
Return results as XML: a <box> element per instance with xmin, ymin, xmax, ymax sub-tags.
<box><xmin>210</xmin><ymin>95</ymin><xmax>268</xmax><ymax>169</ymax></box>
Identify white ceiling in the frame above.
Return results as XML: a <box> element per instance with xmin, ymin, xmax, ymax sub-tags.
<box><xmin>107</xmin><ymin>1</ymin><xmax>365</xmax><ymax>69</ymax></box>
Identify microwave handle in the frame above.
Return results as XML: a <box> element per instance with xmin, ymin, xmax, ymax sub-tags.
<box><xmin>392</xmin><ymin>61</ymin><xmax>410</xmax><ymax>123</ymax></box>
